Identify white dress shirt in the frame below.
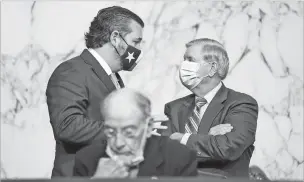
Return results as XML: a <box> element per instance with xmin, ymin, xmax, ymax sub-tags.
<box><xmin>88</xmin><ymin>49</ymin><xmax>120</xmax><ymax>89</ymax></box>
<box><xmin>88</xmin><ymin>48</ymin><xmax>112</xmax><ymax>75</ymax></box>
<box><xmin>180</xmin><ymin>82</ymin><xmax>223</xmax><ymax>145</ymax></box>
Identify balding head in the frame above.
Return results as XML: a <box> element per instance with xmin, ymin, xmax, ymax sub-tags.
<box><xmin>101</xmin><ymin>88</ymin><xmax>153</xmax><ymax>159</ymax></box>
<box><xmin>101</xmin><ymin>88</ymin><xmax>151</xmax><ymax>122</ymax></box>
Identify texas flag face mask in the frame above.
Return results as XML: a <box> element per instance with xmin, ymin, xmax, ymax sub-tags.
<box><xmin>115</xmin><ymin>34</ymin><xmax>143</xmax><ymax>71</ymax></box>
<box><xmin>120</xmin><ymin>44</ymin><xmax>143</xmax><ymax>71</ymax></box>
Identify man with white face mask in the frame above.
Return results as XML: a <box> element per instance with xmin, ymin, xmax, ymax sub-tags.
<box><xmin>162</xmin><ymin>38</ymin><xmax>259</xmax><ymax>178</ymax></box>
<box><xmin>73</xmin><ymin>88</ymin><xmax>198</xmax><ymax>178</ymax></box>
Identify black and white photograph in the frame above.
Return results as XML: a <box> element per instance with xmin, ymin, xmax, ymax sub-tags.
<box><xmin>1</xmin><ymin>0</ymin><xmax>303</xmax><ymax>181</ymax></box>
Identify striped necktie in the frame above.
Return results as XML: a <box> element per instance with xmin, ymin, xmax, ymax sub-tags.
<box><xmin>185</xmin><ymin>97</ymin><xmax>207</xmax><ymax>134</ymax></box>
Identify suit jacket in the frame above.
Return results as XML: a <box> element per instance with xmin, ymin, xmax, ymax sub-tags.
<box><xmin>73</xmin><ymin>136</ymin><xmax>198</xmax><ymax>177</ymax></box>
<box><xmin>163</xmin><ymin>83</ymin><xmax>258</xmax><ymax>177</ymax></box>
<box><xmin>46</xmin><ymin>49</ymin><xmax>124</xmax><ymax>177</ymax></box>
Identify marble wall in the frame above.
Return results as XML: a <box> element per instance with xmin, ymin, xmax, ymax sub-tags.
<box><xmin>1</xmin><ymin>0</ymin><xmax>303</xmax><ymax>180</ymax></box>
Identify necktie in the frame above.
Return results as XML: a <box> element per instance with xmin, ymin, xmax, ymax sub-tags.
<box><xmin>185</xmin><ymin>97</ymin><xmax>207</xmax><ymax>134</ymax></box>
<box><xmin>110</xmin><ymin>73</ymin><xmax>121</xmax><ymax>89</ymax></box>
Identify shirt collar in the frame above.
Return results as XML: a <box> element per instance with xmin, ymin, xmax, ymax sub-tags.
<box><xmin>196</xmin><ymin>82</ymin><xmax>222</xmax><ymax>104</ymax></box>
<box><xmin>88</xmin><ymin>48</ymin><xmax>112</xmax><ymax>75</ymax></box>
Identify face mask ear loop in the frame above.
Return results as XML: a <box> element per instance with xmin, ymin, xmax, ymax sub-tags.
<box><xmin>119</xmin><ymin>33</ymin><xmax>129</xmax><ymax>46</ymax></box>
<box><xmin>110</xmin><ymin>32</ymin><xmax>122</xmax><ymax>56</ymax></box>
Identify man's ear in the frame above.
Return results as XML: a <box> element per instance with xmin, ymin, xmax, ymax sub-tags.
<box><xmin>109</xmin><ymin>30</ymin><xmax>120</xmax><ymax>47</ymax></box>
<box><xmin>209</xmin><ymin>61</ymin><xmax>218</xmax><ymax>77</ymax></box>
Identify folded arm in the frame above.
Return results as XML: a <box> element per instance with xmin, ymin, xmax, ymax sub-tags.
<box><xmin>186</xmin><ymin>99</ymin><xmax>258</xmax><ymax>161</ymax></box>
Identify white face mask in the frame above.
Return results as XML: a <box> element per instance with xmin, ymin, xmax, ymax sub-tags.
<box><xmin>106</xmin><ymin>118</ymin><xmax>150</xmax><ymax>167</ymax></box>
<box><xmin>179</xmin><ymin>61</ymin><xmax>210</xmax><ymax>90</ymax></box>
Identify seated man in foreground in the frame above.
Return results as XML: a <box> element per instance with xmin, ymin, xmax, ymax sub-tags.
<box><xmin>73</xmin><ymin>88</ymin><xmax>198</xmax><ymax>178</ymax></box>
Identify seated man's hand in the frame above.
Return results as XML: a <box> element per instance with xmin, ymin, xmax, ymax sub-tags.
<box><xmin>169</xmin><ymin>132</ymin><xmax>184</xmax><ymax>142</ymax></box>
<box><xmin>208</xmin><ymin>124</ymin><xmax>233</xmax><ymax>136</ymax></box>
<box><xmin>151</xmin><ymin>115</ymin><xmax>169</xmax><ymax>136</ymax></box>
<box><xmin>92</xmin><ymin>158</ymin><xmax>129</xmax><ymax>178</ymax></box>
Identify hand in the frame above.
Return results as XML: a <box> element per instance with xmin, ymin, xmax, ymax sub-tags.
<box><xmin>92</xmin><ymin>158</ymin><xmax>129</xmax><ymax>178</ymax></box>
<box><xmin>208</xmin><ymin>124</ymin><xmax>233</xmax><ymax>136</ymax></box>
<box><xmin>152</xmin><ymin>114</ymin><xmax>169</xmax><ymax>121</ymax></box>
<box><xmin>169</xmin><ymin>132</ymin><xmax>184</xmax><ymax>142</ymax></box>
<box><xmin>151</xmin><ymin>115</ymin><xmax>169</xmax><ymax>136</ymax></box>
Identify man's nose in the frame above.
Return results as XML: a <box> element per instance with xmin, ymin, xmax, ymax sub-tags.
<box><xmin>114</xmin><ymin>133</ymin><xmax>126</xmax><ymax>150</ymax></box>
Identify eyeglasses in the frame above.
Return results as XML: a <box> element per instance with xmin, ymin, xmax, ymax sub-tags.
<box><xmin>103</xmin><ymin>126</ymin><xmax>142</xmax><ymax>139</ymax></box>
<box><xmin>103</xmin><ymin>117</ymin><xmax>151</xmax><ymax>139</ymax></box>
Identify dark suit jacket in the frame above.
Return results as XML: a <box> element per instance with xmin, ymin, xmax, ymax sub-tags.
<box><xmin>73</xmin><ymin>136</ymin><xmax>198</xmax><ymax>177</ymax></box>
<box><xmin>46</xmin><ymin>49</ymin><xmax>124</xmax><ymax>177</ymax></box>
<box><xmin>163</xmin><ymin>83</ymin><xmax>258</xmax><ymax>177</ymax></box>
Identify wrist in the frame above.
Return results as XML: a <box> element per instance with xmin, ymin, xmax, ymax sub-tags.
<box><xmin>180</xmin><ymin>133</ymin><xmax>191</xmax><ymax>145</ymax></box>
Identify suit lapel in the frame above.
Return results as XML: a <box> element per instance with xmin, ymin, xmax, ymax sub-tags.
<box><xmin>138</xmin><ymin>137</ymin><xmax>163</xmax><ymax>176</ymax></box>
<box><xmin>80</xmin><ymin>49</ymin><xmax>116</xmax><ymax>92</ymax></box>
<box><xmin>178</xmin><ymin>95</ymin><xmax>196</xmax><ymax>133</ymax></box>
<box><xmin>198</xmin><ymin>84</ymin><xmax>228</xmax><ymax>134</ymax></box>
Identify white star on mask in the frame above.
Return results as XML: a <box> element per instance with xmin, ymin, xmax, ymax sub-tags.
<box><xmin>126</xmin><ymin>52</ymin><xmax>135</xmax><ymax>63</ymax></box>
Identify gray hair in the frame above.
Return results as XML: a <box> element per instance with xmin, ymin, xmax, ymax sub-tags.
<box><xmin>101</xmin><ymin>88</ymin><xmax>151</xmax><ymax>120</ymax></box>
<box><xmin>186</xmin><ymin>38</ymin><xmax>229</xmax><ymax>80</ymax></box>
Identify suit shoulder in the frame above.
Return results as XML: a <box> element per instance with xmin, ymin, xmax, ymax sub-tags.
<box><xmin>166</xmin><ymin>94</ymin><xmax>194</xmax><ymax>107</ymax></box>
<box><xmin>227</xmin><ymin>88</ymin><xmax>258</xmax><ymax>106</ymax></box>
<box><xmin>47</xmin><ymin>55</ymin><xmax>87</xmax><ymax>85</ymax></box>
<box><xmin>53</xmin><ymin>56</ymin><xmax>85</xmax><ymax>74</ymax></box>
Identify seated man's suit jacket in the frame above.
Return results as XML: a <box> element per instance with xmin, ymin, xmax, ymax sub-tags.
<box><xmin>73</xmin><ymin>136</ymin><xmax>198</xmax><ymax>177</ymax></box>
<box><xmin>163</xmin><ymin>83</ymin><xmax>258</xmax><ymax>177</ymax></box>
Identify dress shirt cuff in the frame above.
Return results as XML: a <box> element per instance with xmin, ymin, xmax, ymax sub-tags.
<box><xmin>180</xmin><ymin>133</ymin><xmax>191</xmax><ymax>145</ymax></box>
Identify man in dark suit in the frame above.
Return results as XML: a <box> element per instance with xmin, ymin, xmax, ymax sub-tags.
<box><xmin>46</xmin><ymin>6</ymin><xmax>165</xmax><ymax>177</ymax></box>
<box><xmin>163</xmin><ymin>38</ymin><xmax>258</xmax><ymax>178</ymax></box>
<box><xmin>73</xmin><ymin>88</ymin><xmax>198</xmax><ymax>178</ymax></box>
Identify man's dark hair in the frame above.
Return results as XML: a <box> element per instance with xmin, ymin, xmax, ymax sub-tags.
<box><xmin>85</xmin><ymin>6</ymin><xmax>144</xmax><ymax>49</ymax></box>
